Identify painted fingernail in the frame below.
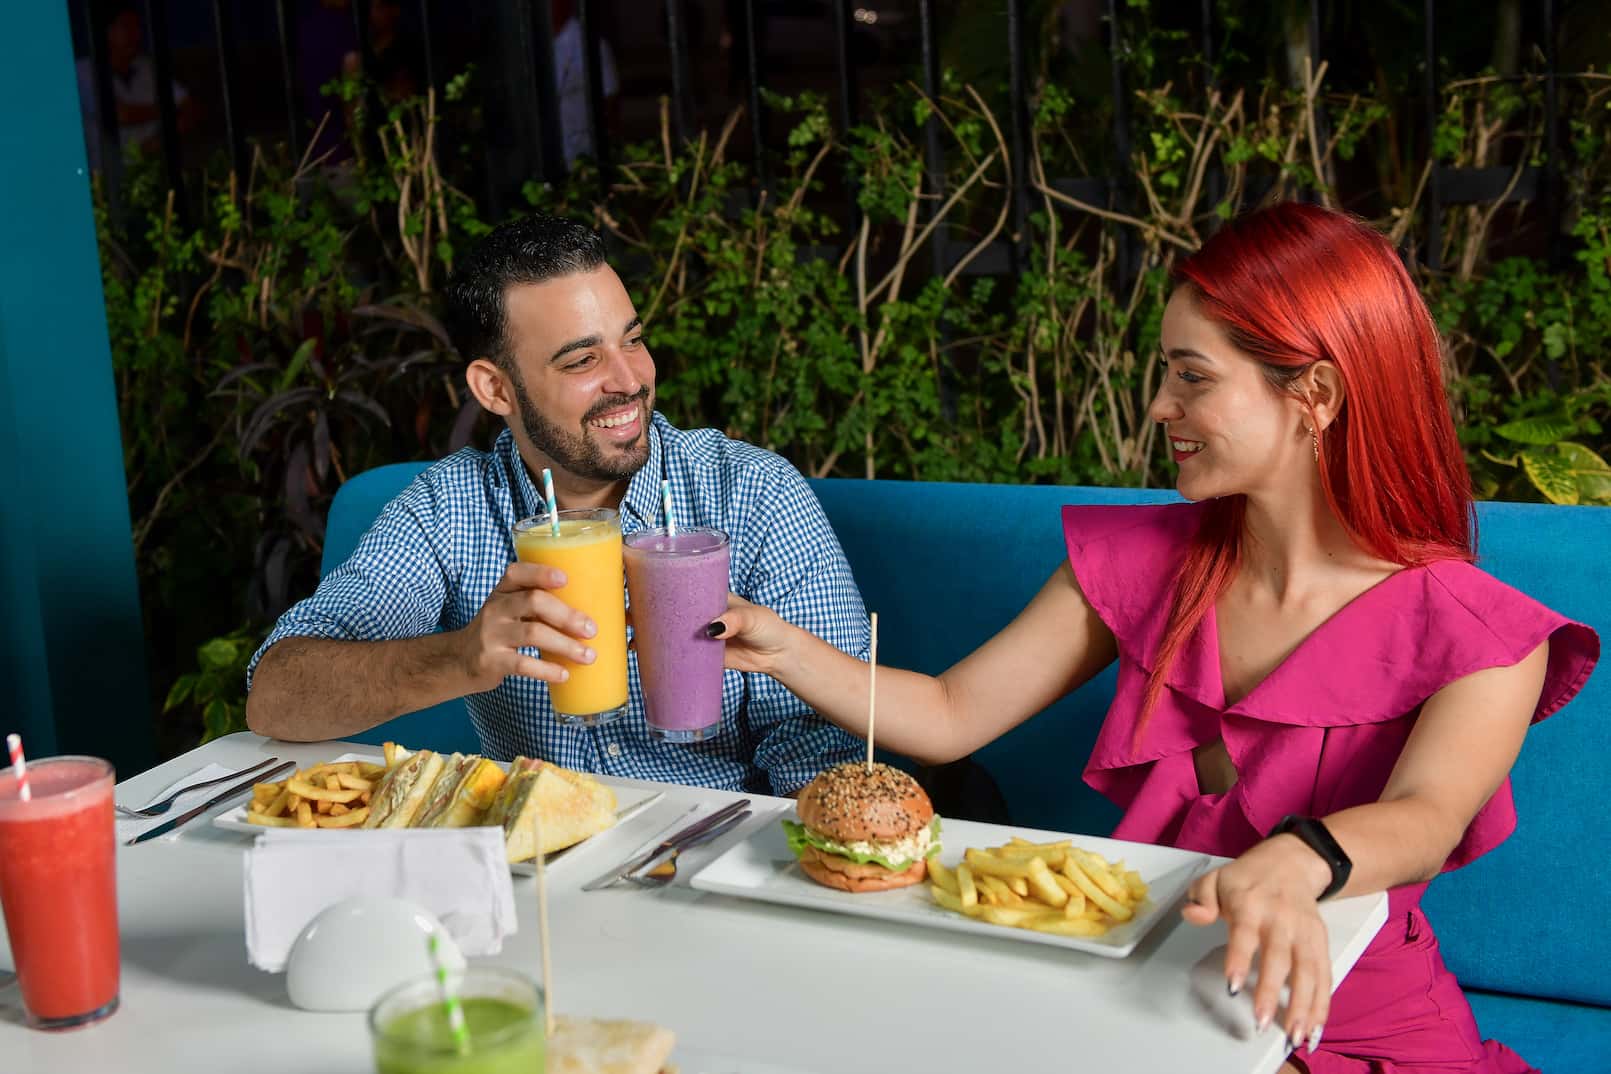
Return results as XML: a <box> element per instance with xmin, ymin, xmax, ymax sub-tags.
<box><xmin>1286</xmin><ymin>1029</ymin><xmax>1302</xmax><ymax>1053</ymax></box>
<box><xmin>1227</xmin><ymin>976</ymin><xmax>1243</xmax><ymax>996</ymax></box>
<box><xmin>706</xmin><ymin>621</ymin><xmax>727</xmax><ymax>638</ymax></box>
<box><xmin>1307</xmin><ymin>1025</ymin><xmax>1323</xmax><ymax>1053</ymax></box>
<box><xmin>1256</xmin><ymin>1010</ymin><xmax>1272</xmax><ymax>1033</ymax></box>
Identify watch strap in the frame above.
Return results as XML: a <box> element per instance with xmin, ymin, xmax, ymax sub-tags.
<box><xmin>1268</xmin><ymin>814</ymin><xmax>1352</xmax><ymax>900</ymax></box>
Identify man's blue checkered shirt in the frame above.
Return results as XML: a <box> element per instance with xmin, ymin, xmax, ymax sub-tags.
<box><xmin>248</xmin><ymin>413</ymin><xmax>867</xmax><ymax>795</ymax></box>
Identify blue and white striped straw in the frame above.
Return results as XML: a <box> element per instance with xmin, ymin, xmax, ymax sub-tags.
<box><xmin>427</xmin><ymin>934</ymin><xmax>470</xmax><ymax>1056</ymax></box>
<box><xmin>660</xmin><ymin>478</ymin><xmax>676</xmax><ymax>537</ymax></box>
<box><xmin>541</xmin><ymin>468</ymin><xmax>560</xmax><ymax>537</ymax></box>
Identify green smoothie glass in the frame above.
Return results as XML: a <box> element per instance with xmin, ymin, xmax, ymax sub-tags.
<box><xmin>369</xmin><ymin>966</ymin><xmax>545</xmax><ymax>1074</ymax></box>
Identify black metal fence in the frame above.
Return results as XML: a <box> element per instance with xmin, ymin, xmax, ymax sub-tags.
<box><xmin>75</xmin><ymin>0</ymin><xmax>1567</xmax><ymax>272</ymax></box>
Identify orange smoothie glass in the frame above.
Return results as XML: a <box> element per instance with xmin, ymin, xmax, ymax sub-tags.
<box><xmin>512</xmin><ymin>509</ymin><xmax>629</xmax><ymax>725</ymax></box>
<box><xmin>0</xmin><ymin>756</ymin><xmax>120</xmax><ymax>1030</ymax></box>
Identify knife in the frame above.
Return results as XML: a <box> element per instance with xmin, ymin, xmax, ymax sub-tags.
<box><xmin>125</xmin><ymin>760</ymin><xmax>297</xmax><ymax>845</ymax></box>
<box><xmin>581</xmin><ymin>797</ymin><xmax>751</xmax><ymax>891</ymax></box>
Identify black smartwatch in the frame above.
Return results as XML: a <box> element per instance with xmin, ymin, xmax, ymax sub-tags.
<box><xmin>1268</xmin><ymin>815</ymin><xmax>1352</xmax><ymax>900</ymax></box>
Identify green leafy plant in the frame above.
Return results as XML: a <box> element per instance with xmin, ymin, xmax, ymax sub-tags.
<box><xmin>98</xmin><ymin>40</ymin><xmax>1611</xmax><ymax>759</ymax></box>
<box><xmin>1482</xmin><ymin>397</ymin><xmax>1611</xmax><ymax>505</ymax></box>
<box><xmin>164</xmin><ymin>627</ymin><xmax>266</xmax><ymax>742</ymax></box>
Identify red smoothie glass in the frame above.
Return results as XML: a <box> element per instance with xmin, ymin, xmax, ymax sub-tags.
<box><xmin>0</xmin><ymin>756</ymin><xmax>120</xmax><ymax>1030</ymax></box>
<box><xmin>624</xmin><ymin>526</ymin><xmax>730</xmax><ymax>742</ymax></box>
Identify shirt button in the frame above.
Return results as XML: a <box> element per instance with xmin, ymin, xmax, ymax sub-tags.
<box><xmin>606</xmin><ymin>743</ymin><xmax>622</xmax><ymax>758</ymax></box>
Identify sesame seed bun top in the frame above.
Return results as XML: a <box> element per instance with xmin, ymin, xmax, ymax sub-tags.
<box><xmin>796</xmin><ymin>762</ymin><xmax>933</xmax><ymax>844</ymax></box>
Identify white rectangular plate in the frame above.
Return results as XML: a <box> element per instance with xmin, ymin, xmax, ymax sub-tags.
<box><xmin>210</xmin><ymin>753</ymin><xmax>663</xmax><ymax>873</ymax></box>
<box><xmin>688</xmin><ymin>815</ymin><xmax>1210</xmax><ymax>958</ymax></box>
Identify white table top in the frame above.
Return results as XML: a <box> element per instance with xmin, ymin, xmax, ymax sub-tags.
<box><xmin>0</xmin><ymin>733</ymin><xmax>1387</xmax><ymax>1074</ymax></box>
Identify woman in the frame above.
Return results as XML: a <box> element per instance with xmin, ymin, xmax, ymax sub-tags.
<box><xmin>707</xmin><ymin>203</ymin><xmax>1598</xmax><ymax>1072</ymax></box>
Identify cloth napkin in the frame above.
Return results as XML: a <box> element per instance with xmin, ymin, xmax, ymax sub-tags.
<box><xmin>115</xmin><ymin>763</ymin><xmax>239</xmax><ymax>843</ymax></box>
<box><xmin>243</xmin><ymin>826</ymin><xmax>518</xmax><ymax>973</ymax></box>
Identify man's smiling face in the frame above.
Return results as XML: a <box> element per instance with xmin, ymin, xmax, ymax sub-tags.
<box><xmin>500</xmin><ymin>265</ymin><xmax>655</xmax><ymax>482</ymax></box>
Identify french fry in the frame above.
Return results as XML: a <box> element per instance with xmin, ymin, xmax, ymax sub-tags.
<box><xmin>956</xmin><ymin>863</ymin><xmax>979</xmax><ymax>910</ymax></box>
<box><xmin>1024</xmin><ymin>913</ymin><xmax>1108</xmax><ymax>937</ymax></box>
<box><xmin>336</xmin><ymin>773</ymin><xmax>374</xmax><ymax>792</ymax></box>
<box><xmin>930</xmin><ymin>885</ymin><xmax>968</xmax><ymax>915</ymax></box>
<box><xmin>976</xmin><ymin>874</ymin><xmax>1021</xmax><ymax>905</ymax></box>
<box><xmin>286</xmin><ymin>778</ymin><xmax>363</xmax><ymax>804</ymax></box>
<box><xmin>1061</xmin><ymin>856</ymin><xmax>1133</xmax><ymax>922</ymax></box>
<box><xmin>286</xmin><ymin>792</ymin><xmax>303</xmax><ymax>812</ymax></box>
<box><xmin>315</xmin><ymin>806</ymin><xmax>369</xmax><ymax>828</ymax></box>
<box><xmin>1053</xmin><ymin>875</ymin><xmax>1087</xmax><ymax>918</ymax></box>
<box><xmin>927</xmin><ymin>860</ymin><xmax>960</xmax><ymax>896</ymax></box>
<box><xmin>358</xmin><ymin>763</ymin><xmax>386</xmax><ymax>779</ymax></box>
<box><xmin>244</xmin><ymin>814</ymin><xmax>302</xmax><ymax>828</ymax></box>
<box><xmin>1007</xmin><ymin>876</ymin><xmax>1030</xmax><ymax>898</ymax></box>
<box><xmin>974</xmin><ymin>905</ymin><xmax>1046</xmax><ymax>928</ymax></box>
<box><xmin>295</xmin><ymin>800</ymin><xmax>314</xmax><ymax>828</ymax></box>
<box><xmin>316</xmin><ymin>798</ymin><xmax>333</xmax><ymax>815</ymax></box>
<box><xmin>1071</xmin><ymin>848</ymin><xmax>1128</xmax><ymax>901</ymax></box>
<box><xmin>329</xmin><ymin>803</ymin><xmax>349</xmax><ymax>816</ymax></box>
<box><xmin>260</xmin><ymin>787</ymin><xmax>291</xmax><ymax>818</ymax></box>
<box><xmin>1025</xmin><ymin>856</ymin><xmax>1069</xmax><ymax>908</ymax></box>
<box><xmin>987</xmin><ymin>845</ymin><xmax>1068</xmax><ymax>869</ymax></box>
<box><xmin>1123</xmin><ymin>869</ymin><xmax>1148</xmax><ymax>900</ymax></box>
<box><xmin>963</xmin><ymin>848</ymin><xmax>1034</xmax><ymax>880</ymax></box>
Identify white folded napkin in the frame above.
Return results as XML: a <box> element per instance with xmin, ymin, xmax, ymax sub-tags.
<box><xmin>115</xmin><ymin>763</ymin><xmax>238</xmax><ymax>842</ymax></box>
<box><xmin>244</xmin><ymin>826</ymin><xmax>518</xmax><ymax>973</ymax></box>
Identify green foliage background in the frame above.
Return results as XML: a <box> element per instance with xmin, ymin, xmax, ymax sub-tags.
<box><xmin>97</xmin><ymin>25</ymin><xmax>1611</xmax><ymax>752</ymax></box>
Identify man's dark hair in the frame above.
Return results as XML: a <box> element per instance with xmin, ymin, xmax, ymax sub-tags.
<box><xmin>442</xmin><ymin>213</ymin><xmax>606</xmax><ymax>369</ymax></box>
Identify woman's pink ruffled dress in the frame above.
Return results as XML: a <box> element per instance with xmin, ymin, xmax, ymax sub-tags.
<box><xmin>1063</xmin><ymin>503</ymin><xmax>1599</xmax><ymax>1073</ymax></box>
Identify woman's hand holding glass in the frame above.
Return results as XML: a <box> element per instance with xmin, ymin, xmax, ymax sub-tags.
<box><xmin>706</xmin><ymin>593</ymin><xmax>796</xmax><ymax>676</ymax></box>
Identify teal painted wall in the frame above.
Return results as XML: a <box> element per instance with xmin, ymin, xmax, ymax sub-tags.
<box><xmin>1</xmin><ymin>4</ymin><xmax>154</xmax><ymax>775</ymax></box>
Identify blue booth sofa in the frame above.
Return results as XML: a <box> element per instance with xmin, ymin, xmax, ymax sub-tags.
<box><xmin>319</xmin><ymin>465</ymin><xmax>1609</xmax><ymax>1066</ymax></box>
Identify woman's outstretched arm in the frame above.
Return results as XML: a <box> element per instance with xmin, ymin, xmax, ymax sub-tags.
<box><xmin>712</xmin><ymin>561</ymin><xmax>1119</xmax><ymax>766</ymax></box>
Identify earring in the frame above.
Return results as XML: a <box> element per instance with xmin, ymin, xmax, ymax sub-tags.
<box><xmin>1308</xmin><ymin>426</ymin><xmax>1320</xmax><ymax>463</ymax></box>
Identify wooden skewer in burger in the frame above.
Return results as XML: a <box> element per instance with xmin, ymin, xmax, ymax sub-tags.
<box><xmin>784</xmin><ymin>613</ymin><xmax>943</xmax><ymax>893</ymax></box>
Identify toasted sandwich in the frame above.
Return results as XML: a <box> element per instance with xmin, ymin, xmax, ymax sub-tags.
<box><xmin>484</xmin><ymin>757</ymin><xmax>617</xmax><ymax>863</ymax></box>
<box><xmin>546</xmin><ymin>1014</ymin><xmax>676</xmax><ymax>1074</ymax></box>
<box><xmin>415</xmin><ymin>753</ymin><xmax>507</xmax><ymax>828</ymax></box>
<box><xmin>361</xmin><ymin>747</ymin><xmax>445</xmax><ymax>828</ymax></box>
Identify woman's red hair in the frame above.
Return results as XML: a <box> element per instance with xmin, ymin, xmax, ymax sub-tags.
<box><xmin>1138</xmin><ymin>203</ymin><xmax>1474</xmax><ymax>736</ymax></box>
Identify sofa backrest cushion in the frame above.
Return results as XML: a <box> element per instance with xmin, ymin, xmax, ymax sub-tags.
<box><xmin>321</xmin><ymin>465</ymin><xmax>1607</xmax><ymax>1004</ymax></box>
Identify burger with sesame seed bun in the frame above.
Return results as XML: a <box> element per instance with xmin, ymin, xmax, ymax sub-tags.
<box><xmin>783</xmin><ymin>762</ymin><xmax>941</xmax><ymax>893</ymax></box>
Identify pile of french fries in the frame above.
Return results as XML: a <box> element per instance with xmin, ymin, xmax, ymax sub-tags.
<box><xmin>928</xmin><ymin>837</ymin><xmax>1149</xmax><ymax>938</ymax></box>
<box><xmin>246</xmin><ymin>759</ymin><xmax>387</xmax><ymax>829</ymax></box>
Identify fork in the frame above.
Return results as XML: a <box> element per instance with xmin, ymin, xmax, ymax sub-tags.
<box><xmin>115</xmin><ymin>757</ymin><xmax>282</xmax><ymax>818</ymax></box>
<box><xmin>625</xmin><ymin>809</ymin><xmax>752</xmax><ymax>889</ymax></box>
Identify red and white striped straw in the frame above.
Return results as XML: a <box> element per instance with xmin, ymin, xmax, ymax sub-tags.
<box><xmin>6</xmin><ymin>734</ymin><xmax>30</xmax><ymax>801</ymax></box>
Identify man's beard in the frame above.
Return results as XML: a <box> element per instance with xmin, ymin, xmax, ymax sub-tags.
<box><xmin>512</xmin><ymin>376</ymin><xmax>652</xmax><ymax>482</ymax></box>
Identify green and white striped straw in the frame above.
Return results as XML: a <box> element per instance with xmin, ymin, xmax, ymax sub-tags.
<box><xmin>541</xmin><ymin>468</ymin><xmax>560</xmax><ymax>537</ymax></box>
<box><xmin>660</xmin><ymin>478</ymin><xmax>676</xmax><ymax>537</ymax></box>
<box><xmin>427</xmin><ymin>934</ymin><xmax>470</xmax><ymax>1056</ymax></box>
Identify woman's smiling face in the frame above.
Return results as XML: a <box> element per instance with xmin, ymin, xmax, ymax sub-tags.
<box><xmin>1149</xmin><ymin>288</ymin><xmax>1314</xmax><ymax>502</ymax></box>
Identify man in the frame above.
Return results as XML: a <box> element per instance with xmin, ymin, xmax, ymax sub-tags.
<box><xmin>245</xmin><ymin>214</ymin><xmax>866</xmax><ymax>795</ymax></box>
